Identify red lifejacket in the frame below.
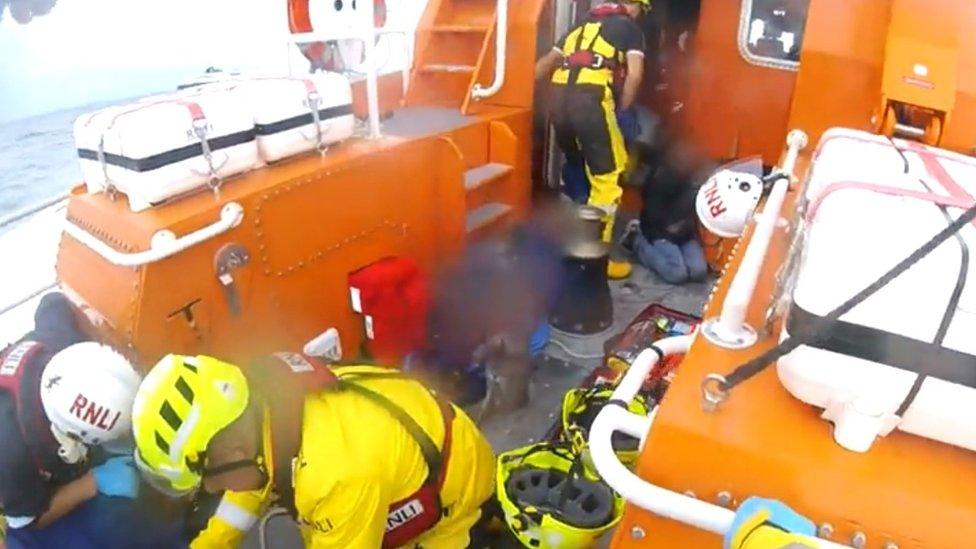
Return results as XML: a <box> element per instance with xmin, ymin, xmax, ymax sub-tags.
<box><xmin>0</xmin><ymin>341</ymin><xmax>78</xmax><ymax>480</ymax></box>
<box><xmin>256</xmin><ymin>353</ymin><xmax>453</xmax><ymax>547</ymax></box>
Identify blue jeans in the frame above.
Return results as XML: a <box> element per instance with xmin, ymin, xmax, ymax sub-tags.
<box><xmin>635</xmin><ymin>233</ymin><xmax>708</xmax><ymax>284</ymax></box>
<box><xmin>7</xmin><ymin>494</ymin><xmax>186</xmax><ymax>549</ymax></box>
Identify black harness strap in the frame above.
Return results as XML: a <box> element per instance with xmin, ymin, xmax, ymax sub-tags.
<box><xmin>565</xmin><ymin>20</ymin><xmax>618</xmax><ymax>86</ymax></box>
<box><xmin>337</xmin><ymin>379</ymin><xmax>447</xmax><ymax>486</ymax></box>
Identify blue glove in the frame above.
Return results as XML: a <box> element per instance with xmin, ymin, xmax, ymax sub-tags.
<box><xmin>92</xmin><ymin>456</ymin><xmax>140</xmax><ymax>499</ymax></box>
<box><xmin>724</xmin><ymin>497</ymin><xmax>816</xmax><ymax>549</ymax></box>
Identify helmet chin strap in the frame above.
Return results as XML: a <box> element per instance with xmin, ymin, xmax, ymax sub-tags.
<box><xmin>50</xmin><ymin>424</ymin><xmax>89</xmax><ymax>464</ymax></box>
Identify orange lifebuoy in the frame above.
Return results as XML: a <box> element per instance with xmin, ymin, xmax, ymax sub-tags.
<box><xmin>288</xmin><ymin>0</ymin><xmax>388</xmax><ymax>72</ymax></box>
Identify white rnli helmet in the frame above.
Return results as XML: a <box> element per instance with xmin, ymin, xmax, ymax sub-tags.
<box><xmin>695</xmin><ymin>169</ymin><xmax>764</xmax><ymax>238</ymax></box>
<box><xmin>40</xmin><ymin>342</ymin><xmax>141</xmax><ymax>463</ymax></box>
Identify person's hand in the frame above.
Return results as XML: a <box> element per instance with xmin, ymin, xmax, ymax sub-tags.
<box><xmin>92</xmin><ymin>456</ymin><xmax>140</xmax><ymax>499</ymax></box>
<box><xmin>724</xmin><ymin>497</ymin><xmax>816</xmax><ymax>549</ymax></box>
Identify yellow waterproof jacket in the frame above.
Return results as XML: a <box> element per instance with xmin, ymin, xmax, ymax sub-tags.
<box><xmin>190</xmin><ymin>489</ymin><xmax>270</xmax><ymax>548</ymax></box>
<box><xmin>194</xmin><ymin>365</ymin><xmax>495</xmax><ymax>548</ymax></box>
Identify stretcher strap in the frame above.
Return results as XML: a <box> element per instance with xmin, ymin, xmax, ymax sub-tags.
<box><xmin>785</xmin><ymin>306</ymin><xmax>976</xmax><ymax>388</ymax></box>
<box><xmin>890</xmin><ymin>141</ymin><xmax>971</xmax><ymax>415</ymax></box>
<box><xmin>805</xmin><ymin>181</ymin><xmax>975</xmax><ymax>223</ymax></box>
<box><xmin>718</xmin><ymin>202</ymin><xmax>976</xmax><ymax>392</ymax></box>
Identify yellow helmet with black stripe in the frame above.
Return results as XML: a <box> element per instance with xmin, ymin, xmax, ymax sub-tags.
<box><xmin>560</xmin><ymin>386</ymin><xmax>651</xmax><ymax>473</ymax></box>
<box><xmin>131</xmin><ymin>354</ymin><xmax>250</xmax><ymax>496</ymax></box>
<box><xmin>497</xmin><ymin>442</ymin><xmax>624</xmax><ymax>548</ymax></box>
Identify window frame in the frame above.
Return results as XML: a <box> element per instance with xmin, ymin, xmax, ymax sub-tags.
<box><xmin>737</xmin><ymin>0</ymin><xmax>803</xmax><ymax>72</ymax></box>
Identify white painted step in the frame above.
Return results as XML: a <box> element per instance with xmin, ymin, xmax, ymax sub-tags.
<box><xmin>465</xmin><ymin>202</ymin><xmax>512</xmax><ymax>234</ymax></box>
<box><xmin>464</xmin><ymin>163</ymin><xmax>512</xmax><ymax>191</ymax></box>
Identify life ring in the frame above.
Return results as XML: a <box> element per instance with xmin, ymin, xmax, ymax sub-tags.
<box><xmin>288</xmin><ymin>0</ymin><xmax>388</xmax><ymax>72</ymax></box>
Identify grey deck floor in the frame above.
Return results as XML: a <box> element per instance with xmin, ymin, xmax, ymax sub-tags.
<box><xmin>246</xmin><ymin>262</ymin><xmax>712</xmax><ymax>548</ymax></box>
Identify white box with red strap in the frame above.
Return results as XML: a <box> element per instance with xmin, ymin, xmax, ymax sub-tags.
<box><xmin>778</xmin><ymin>128</ymin><xmax>976</xmax><ymax>453</ymax></box>
<box><xmin>73</xmin><ymin>72</ymin><xmax>354</xmax><ymax>211</ymax></box>
<box><xmin>236</xmin><ymin>73</ymin><xmax>354</xmax><ymax>162</ymax></box>
<box><xmin>74</xmin><ymin>88</ymin><xmax>262</xmax><ymax>211</ymax></box>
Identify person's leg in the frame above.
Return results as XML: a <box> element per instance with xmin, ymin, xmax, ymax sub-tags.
<box><xmin>635</xmin><ymin>233</ymin><xmax>690</xmax><ymax>284</ymax></box>
<box><xmin>681</xmin><ymin>239</ymin><xmax>709</xmax><ymax>282</ymax></box>
<box><xmin>570</xmin><ymin>86</ymin><xmax>631</xmax><ymax>278</ymax></box>
<box><xmin>6</xmin><ymin>495</ymin><xmax>185</xmax><ymax>549</ymax></box>
<box><xmin>550</xmin><ymin>86</ymin><xmax>588</xmax><ymax>203</ymax></box>
<box><xmin>572</xmin><ymin>86</ymin><xmax>627</xmax><ymax>244</ymax></box>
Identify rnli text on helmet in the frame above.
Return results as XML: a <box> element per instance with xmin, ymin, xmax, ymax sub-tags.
<box><xmin>69</xmin><ymin>393</ymin><xmax>122</xmax><ymax>432</ymax></box>
<box><xmin>703</xmin><ymin>179</ymin><xmax>727</xmax><ymax>217</ymax></box>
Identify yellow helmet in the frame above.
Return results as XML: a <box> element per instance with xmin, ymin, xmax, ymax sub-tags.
<box><xmin>560</xmin><ymin>386</ymin><xmax>650</xmax><ymax>472</ymax></box>
<box><xmin>497</xmin><ymin>442</ymin><xmax>624</xmax><ymax>548</ymax></box>
<box><xmin>629</xmin><ymin>0</ymin><xmax>651</xmax><ymax>8</ymax></box>
<box><xmin>131</xmin><ymin>354</ymin><xmax>250</xmax><ymax>496</ymax></box>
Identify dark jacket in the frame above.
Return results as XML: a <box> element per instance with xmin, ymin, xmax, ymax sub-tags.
<box><xmin>639</xmin><ymin>162</ymin><xmax>699</xmax><ymax>244</ymax></box>
<box><xmin>0</xmin><ymin>293</ymin><xmax>87</xmax><ymax>522</ymax></box>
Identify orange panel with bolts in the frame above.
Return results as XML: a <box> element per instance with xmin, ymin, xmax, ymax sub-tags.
<box><xmin>679</xmin><ymin>0</ymin><xmax>799</xmax><ymax>165</ymax></box>
<box><xmin>54</xmin><ymin>0</ymin><xmax>546</xmax><ymax>370</ymax></box>
<box><xmin>611</xmin><ymin>149</ymin><xmax>976</xmax><ymax>548</ymax></box>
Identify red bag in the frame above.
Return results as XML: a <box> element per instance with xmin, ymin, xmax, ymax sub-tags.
<box><xmin>348</xmin><ymin>257</ymin><xmax>430</xmax><ymax>365</ymax></box>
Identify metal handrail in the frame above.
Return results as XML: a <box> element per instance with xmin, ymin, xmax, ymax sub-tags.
<box><xmin>62</xmin><ymin>202</ymin><xmax>244</xmax><ymax>267</ymax></box>
<box><xmin>588</xmin><ymin>335</ymin><xmax>852</xmax><ymax>548</ymax></box>
<box><xmin>0</xmin><ymin>192</ymin><xmax>69</xmax><ymax>230</ymax></box>
<box><xmin>286</xmin><ymin>22</ymin><xmax>414</xmax><ymax>141</ymax></box>
<box><xmin>470</xmin><ymin>0</ymin><xmax>508</xmax><ymax>99</ymax></box>
<box><xmin>702</xmin><ymin>129</ymin><xmax>808</xmax><ymax>349</ymax></box>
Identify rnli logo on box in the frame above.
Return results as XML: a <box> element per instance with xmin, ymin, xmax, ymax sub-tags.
<box><xmin>386</xmin><ymin>499</ymin><xmax>424</xmax><ymax>532</ymax></box>
<box><xmin>274</xmin><ymin>352</ymin><xmax>315</xmax><ymax>373</ymax></box>
<box><xmin>1</xmin><ymin>341</ymin><xmax>39</xmax><ymax>377</ymax></box>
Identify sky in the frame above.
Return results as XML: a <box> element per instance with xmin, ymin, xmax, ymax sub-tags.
<box><xmin>0</xmin><ymin>0</ymin><xmax>426</xmax><ymax>123</ymax></box>
<box><xmin>0</xmin><ymin>0</ymin><xmax>299</xmax><ymax>122</ymax></box>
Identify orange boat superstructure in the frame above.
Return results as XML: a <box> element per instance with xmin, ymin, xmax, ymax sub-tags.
<box><xmin>601</xmin><ymin>1</ymin><xmax>976</xmax><ymax>547</ymax></box>
<box><xmin>46</xmin><ymin>0</ymin><xmax>976</xmax><ymax>546</ymax></box>
<box><xmin>55</xmin><ymin>0</ymin><xmax>549</xmax><ymax>368</ymax></box>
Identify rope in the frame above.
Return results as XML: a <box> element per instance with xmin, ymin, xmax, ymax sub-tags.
<box><xmin>719</xmin><ymin>201</ymin><xmax>976</xmax><ymax>391</ymax></box>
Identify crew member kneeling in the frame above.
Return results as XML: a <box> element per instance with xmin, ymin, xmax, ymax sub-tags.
<box><xmin>0</xmin><ymin>293</ymin><xmax>182</xmax><ymax>548</ymax></box>
<box><xmin>132</xmin><ymin>353</ymin><xmax>495</xmax><ymax>548</ymax></box>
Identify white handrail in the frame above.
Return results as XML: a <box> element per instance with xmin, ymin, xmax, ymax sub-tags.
<box><xmin>702</xmin><ymin>129</ymin><xmax>808</xmax><ymax>349</ymax></box>
<box><xmin>470</xmin><ymin>0</ymin><xmax>508</xmax><ymax>99</ymax></box>
<box><xmin>361</xmin><ymin>0</ymin><xmax>382</xmax><ymax>139</ymax></box>
<box><xmin>62</xmin><ymin>202</ymin><xmax>243</xmax><ymax>267</ymax></box>
<box><xmin>588</xmin><ymin>335</ymin><xmax>851</xmax><ymax>548</ymax></box>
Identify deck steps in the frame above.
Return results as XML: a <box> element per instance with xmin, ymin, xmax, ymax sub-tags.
<box><xmin>465</xmin><ymin>202</ymin><xmax>512</xmax><ymax>237</ymax></box>
<box><xmin>464</xmin><ymin>162</ymin><xmax>512</xmax><ymax>210</ymax></box>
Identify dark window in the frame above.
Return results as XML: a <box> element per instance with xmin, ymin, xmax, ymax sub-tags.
<box><xmin>740</xmin><ymin>0</ymin><xmax>810</xmax><ymax>66</ymax></box>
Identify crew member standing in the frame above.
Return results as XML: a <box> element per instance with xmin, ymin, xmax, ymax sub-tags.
<box><xmin>535</xmin><ymin>0</ymin><xmax>650</xmax><ymax>279</ymax></box>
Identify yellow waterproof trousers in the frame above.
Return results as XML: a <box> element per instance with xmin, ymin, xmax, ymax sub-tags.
<box><xmin>550</xmin><ymin>83</ymin><xmax>628</xmax><ymax>242</ymax></box>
